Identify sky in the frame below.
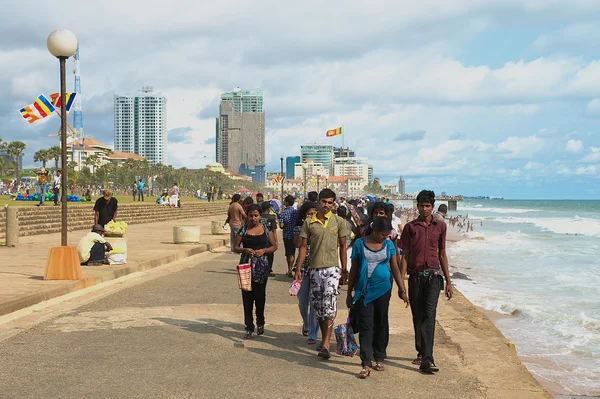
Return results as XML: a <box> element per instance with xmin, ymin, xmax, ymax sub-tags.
<box><xmin>1</xmin><ymin>0</ymin><xmax>600</xmax><ymax>199</ymax></box>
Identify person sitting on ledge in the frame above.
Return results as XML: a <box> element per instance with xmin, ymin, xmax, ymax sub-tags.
<box><xmin>77</xmin><ymin>224</ymin><xmax>113</xmax><ymax>266</ymax></box>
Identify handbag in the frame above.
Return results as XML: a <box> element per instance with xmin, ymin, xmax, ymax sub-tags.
<box><xmin>334</xmin><ymin>317</ymin><xmax>359</xmax><ymax>357</ymax></box>
<box><xmin>251</xmin><ymin>255</ymin><xmax>270</xmax><ymax>284</ymax></box>
<box><xmin>236</xmin><ymin>263</ymin><xmax>252</xmax><ymax>291</ymax></box>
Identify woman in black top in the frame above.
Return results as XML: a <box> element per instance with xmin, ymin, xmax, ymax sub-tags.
<box><xmin>233</xmin><ymin>204</ymin><xmax>277</xmax><ymax>339</ymax></box>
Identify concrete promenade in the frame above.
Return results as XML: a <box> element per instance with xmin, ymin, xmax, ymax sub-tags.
<box><xmin>0</xmin><ymin>215</ymin><xmax>229</xmax><ymax>317</ymax></box>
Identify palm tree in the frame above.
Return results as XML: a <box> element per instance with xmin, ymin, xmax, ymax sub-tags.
<box><xmin>34</xmin><ymin>149</ymin><xmax>51</xmax><ymax>168</ymax></box>
<box><xmin>0</xmin><ymin>156</ymin><xmax>4</xmax><ymax>179</ymax></box>
<box><xmin>7</xmin><ymin>141</ymin><xmax>26</xmax><ymax>185</ymax></box>
<box><xmin>85</xmin><ymin>154</ymin><xmax>100</xmax><ymax>175</ymax></box>
<box><xmin>48</xmin><ymin>146</ymin><xmax>61</xmax><ymax>170</ymax></box>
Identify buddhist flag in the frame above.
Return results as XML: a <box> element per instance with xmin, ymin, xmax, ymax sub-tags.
<box><xmin>49</xmin><ymin>92</ymin><xmax>77</xmax><ymax>112</ymax></box>
<box><xmin>32</xmin><ymin>94</ymin><xmax>55</xmax><ymax>118</ymax></box>
<box><xmin>326</xmin><ymin>126</ymin><xmax>342</xmax><ymax>137</ymax></box>
<box><xmin>19</xmin><ymin>105</ymin><xmax>41</xmax><ymax>124</ymax></box>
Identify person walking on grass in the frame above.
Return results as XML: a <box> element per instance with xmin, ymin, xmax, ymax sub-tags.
<box><xmin>295</xmin><ymin>188</ymin><xmax>348</xmax><ymax>359</ymax></box>
<box><xmin>233</xmin><ymin>204</ymin><xmax>277</xmax><ymax>339</ymax></box>
<box><xmin>346</xmin><ymin>217</ymin><xmax>408</xmax><ymax>379</ymax></box>
<box><xmin>279</xmin><ymin>195</ymin><xmax>299</xmax><ymax>277</ymax></box>
<box><xmin>293</xmin><ymin>201</ymin><xmax>319</xmax><ymax>344</ymax></box>
<box><xmin>399</xmin><ymin>189</ymin><xmax>453</xmax><ymax>374</ymax></box>
<box><xmin>137</xmin><ymin>179</ymin><xmax>145</xmax><ymax>202</ymax></box>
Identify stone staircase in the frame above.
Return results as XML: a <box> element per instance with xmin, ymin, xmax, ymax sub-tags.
<box><xmin>0</xmin><ymin>202</ymin><xmax>228</xmax><ymax>241</ymax></box>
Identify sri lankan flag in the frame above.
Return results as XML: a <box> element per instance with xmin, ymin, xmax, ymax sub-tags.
<box><xmin>326</xmin><ymin>126</ymin><xmax>342</xmax><ymax>137</ymax></box>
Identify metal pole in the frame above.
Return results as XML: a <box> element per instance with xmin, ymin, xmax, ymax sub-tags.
<box><xmin>316</xmin><ymin>174</ymin><xmax>319</xmax><ymax>193</ymax></box>
<box><xmin>303</xmin><ymin>168</ymin><xmax>307</xmax><ymax>199</ymax></box>
<box><xmin>280</xmin><ymin>156</ymin><xmax>284</xmax><ymax>199</ymax></box>
<box><xmin>60</xmin><ymin>57</ymin><xmax>68</xmax><ymax>247</ymax></box>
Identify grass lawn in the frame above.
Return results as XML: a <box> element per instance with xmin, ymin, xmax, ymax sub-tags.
<box><xmin>0</xmin><ymin>195</ymin><xmax>227</xmax><ymax>207</ymax></box>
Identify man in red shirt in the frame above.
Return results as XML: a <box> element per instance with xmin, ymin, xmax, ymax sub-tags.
<box><xmin>399</xmin><ymin>190</ymin><xmax>453</xmax><ymax>373</ymax></box>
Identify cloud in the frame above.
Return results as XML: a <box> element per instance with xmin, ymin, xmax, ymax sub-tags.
<box><xmin>497</xmin><ymin>135</ymin><xmax>545</xmax><ymax>159</ymax></box>
<box><xmin>168</xmin><ymin>127</ymin><xmax>193</xmax><ymax>143</ymax></box>
<box><xmin>393</xmin><ymin>130</ymin><xmax>426</xmax><ymax>142</ymax></box>
<box><xmin>565</xmin><ymin>139</ymin><xmax>584</xmax><ymax>153</ymax></box>
<box><xmin>204</xmin><ymin>137</ymin><xmax>215</xmax><ymax>145</ymax></box>
<box><xmin>585</xmin><ymin>99</ymin><xmax>600</xmax><ymax>117</ymax></box>
<box><xmin>581</xmin><ymin>147</ymin><xmax>600</xmax><ymax>163</ymax></box>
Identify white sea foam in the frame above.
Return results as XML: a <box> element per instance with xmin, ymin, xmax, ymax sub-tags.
<box><xmin>494</xmin><ymin>216</ymin><xmax>600</xmax><ymax>237</ymax></box>
<box><xmin>460</xmin><ymin>206</ymin><xmax>541</xmax><ymax>214</ymax></box>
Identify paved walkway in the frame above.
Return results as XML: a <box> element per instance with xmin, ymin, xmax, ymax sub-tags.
<box><xmin>0</xmin><ymin>216</ymin><xmax>230</xmax><ymax>316</ymax></box>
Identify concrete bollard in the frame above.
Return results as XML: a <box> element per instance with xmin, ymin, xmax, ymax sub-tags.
<box><xmin>211</xmin><ymin>220</ymin><xmax>229</xmax><ymax>235</ymax></box>
<box><xmin>173</xmin><ymin>225</ymin><xmax>201</xmax><ymax>244</ymax></box>
<box><xmin>5</xmin><ymin>205</ymin><xmax>19</xmax><ymax>247</ymax></box>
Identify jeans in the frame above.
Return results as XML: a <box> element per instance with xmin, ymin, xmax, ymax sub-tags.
<box><xmin>85</xmin><ymin>242</ymin><xmax>106</xmax><ymax>264</ymax></box>
<box><xmin>53</xmin><ymin>187</ymin><xmax>60</xmax><ymax>205</ymax></box>
<box><xmin>357</xmin><ymin>290</ymin><xmax>391</xmax><ymax>367</ymax></box>
<box><xmin>408</xmin><ymin>274</ymin><xmax>441</xmax><ymax>368</ymax></box>
<box><xmin>38</xmin><ymin>184</ymin><xmax>46</xmax><ymax>205</ymax></box>
<box><xmin>138</xmin><ymin>190</ymin><xmax>144</xmax><ymax>201</ymax></box>
<box><xmin>241</xmin><ymin>280</ymin><xmax>267</xmax><ymax>332</ymax></box>
<box><xmin>230</xmin><ymin>225</ymin><xmax>241</xmax><ymax>252</ymax></box>
<box><xmin>297</xmin><ymin>275</ymin><xmax>318</xmax><ymax>341</ymax></box>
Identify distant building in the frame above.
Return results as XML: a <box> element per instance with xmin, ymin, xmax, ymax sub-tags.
<box><xmin>206</xmin><ymin>162</ymin><xmax>225</xmax><ymax>174</ymax></box>
<box><xmin>216</xmin><ymin>88</ymin><xmax>265</xmax><ymax>184</ymax></box>
<box><xmin>334</xmin><ymin>147</ymin><xmax>355</xmax><ymax>159</ymax></box>
<box><xmin>294</xmin><ymin>162</ymin><xmax>327</xmax><ymax>181</ymax></box>
<box><xmin>107</xmin><ymin>151</ymin><xmax>147</xmax><ymax>166</ymax></box>
<box><xmin>285</xmin><ymin>156</ymin><xmax>300</xmax><ymax>179</ymax></box>
<box><xmin>333</xmin><ymin>157</ymin><xmax>369</xmax><ymax>188</ymax></box>
<box><xmin>384</xmin><ymin>184</ymin><xmax>398</xmax><ymax>195</ymax></box>
<box><xmin>114</xmin><ymin>86</ymin><xmax>167</xmax><ymax>165</ymax></box>
<box><xmin>368</xmin><ymin>165</ymin><xmax>373</xmax><ymax>184</ymax></box>
<box><xmin>398</xmin><ymin>176</ymin><xmax>406</xmax><ymax>195</ymax></box>
<box><xmin>327</xmin><ymin>175</ymin><xmax>363</xmax><ymax>197</ymax></box>
<box><xmin>301</xmin><ymin>144</ymin><xmax>334</xmax><ymax>175</ymax></box>
<box><xmin>67</xmin><ymin>137</ymin><xmax>113</xmax><ymax>172</ymax></box>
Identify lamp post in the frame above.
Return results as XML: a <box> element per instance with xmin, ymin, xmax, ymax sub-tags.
<box><xmin>44</xmin><ymin>29</ymin><xmax>80</xmax><ymax>281</ymax></box>
<box><xmin>47</xmin><ymin>29</ymin><xmax>78</xmax><ymax>247</ymax></box>
<box><xmin>302</xmin><ymin>164</ymin><xmax>308</xmax><ymax>199</ymax></box>
<box><xmin>280</xmin><ymin>156</ymin><xmax>284</xmax><ymax>199</ymax></box>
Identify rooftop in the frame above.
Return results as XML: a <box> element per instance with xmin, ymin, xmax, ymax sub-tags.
<box><xmin>108</xmin><ymin>152</ymin><xmax>146</xmax><ymax>161</ymax></box>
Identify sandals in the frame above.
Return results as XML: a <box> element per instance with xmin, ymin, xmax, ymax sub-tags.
<box><xmin>257</xmin><ymin>326</ymin><xmax>265</xmax><ymax>336</ymax></box>
<box><xmin>302</xmin><ymin>329</ymin><xmax>309</xmax><ymax>337</ymax></box>
<box><xmin>244</xmin><ymin>330</ymin><xmax>253</xmax><ymax>339</ymax></box>
<box><xmin>373</xmin><ymin>362</ymin><xmax>385</xmax><ymax>371</ymax></box>
<box><xmin>357</xmin><ymin>367</ymin><xmax>371</xmax><ymax>379</ymax></box>
<box><xmin>412</xmin><ymin>355</ymin><xmax>422</xmax><ymax>365</ymax></box>
<box><xmin>317</xmin><ymin>347</ymin><xmax>331</xmax><ymax>359</ymax></box>
<box><xmin>307</xmin><ymin>339</ymin><xmax>316</xmax><ymax>345</ymax></box>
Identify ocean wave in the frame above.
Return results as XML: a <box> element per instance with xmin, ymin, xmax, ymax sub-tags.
<box><xmin>460</xmin><ymin>206</ymin><xmax>540</xmax><ymax>214</ymax></box>
<box><xmin>494</xmin><ymin>216</ymin><xmax>600</xmax><ymax>237</ymax></box>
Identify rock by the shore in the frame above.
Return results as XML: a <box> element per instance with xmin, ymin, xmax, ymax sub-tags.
<box><xmin>452</xmin><ymin>271</ymin><xmax>472</xmax><ymax>281</ymax></box>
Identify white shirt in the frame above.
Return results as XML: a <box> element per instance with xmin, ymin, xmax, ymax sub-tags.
<box><xmin>53</xmin><ymin>174</ymin><xmax>61</xmax><ymax>189</ymax></box>
<box><xmin>77</xmin><ymin>232</ymin><xmax>107</xmax><ymax>263</ymax></box>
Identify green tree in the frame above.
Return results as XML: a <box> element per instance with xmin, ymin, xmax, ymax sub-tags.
<box><xmin>84</xmin><ymin>154</ymin><xmax>100</xmax><ymax>175</ymax></box>
<box><xmin>34</xmin><ymin>149</ymin><xmax>51</xmax><ymax>168</ymax></box>
<box><xmin>7</xmin><ymin>141</ymin><xmax>26</xmax><ymax>185</ymax></box>
<box><xmin>48</xmin><ymin>146</ymin><xmax>61</xmax><ymax>170</ymax></box>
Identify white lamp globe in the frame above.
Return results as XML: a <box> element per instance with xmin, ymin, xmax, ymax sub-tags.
<box><xmin>47</xmin><ymin>29</ymin><xmax>78</xmax><ymax>58</ymax></box>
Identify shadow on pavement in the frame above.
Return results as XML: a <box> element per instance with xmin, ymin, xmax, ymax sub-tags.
<box><xmin>155</xmin><ymin>317</ymin><xmax>372</xmax><ymax>376</ymax></box>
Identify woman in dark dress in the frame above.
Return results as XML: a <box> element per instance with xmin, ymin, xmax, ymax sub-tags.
<box><xmin>233</xmin><ymin>204</ymin><xmax>277</xmax><ymax>339</ymax></box>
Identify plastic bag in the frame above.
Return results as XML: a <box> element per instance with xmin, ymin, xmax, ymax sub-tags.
<box><xmin>334</xmin><ymin>321</ymin><xmax>359</xmax><ymax>357</ymax></box>
<box><xmin>108</xmin><ymin>253</ymin><xmax>127</xmax><ymax>265</ymax></box>
<box><xmin>289</xmin><ymin>280</ymin><xmax>301</xmax><ymax>296</ymax></box>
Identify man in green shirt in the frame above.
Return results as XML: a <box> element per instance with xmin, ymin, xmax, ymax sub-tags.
<box><xmin>295</xmin><ymin>188</ymin><xmax>348</xmax><ymax>359</ymax></box>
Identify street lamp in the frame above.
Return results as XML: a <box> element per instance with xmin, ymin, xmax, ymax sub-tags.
<box><xmin>47</xmin><ymin>29</ymin><xmax>78</xmax><ymax>247</ymax></box>
<box><xmin>302</xmin><ymin>164</ymin><xmax>308</xmax><ymax>199</ymax></box>
<box><xmin>44</xmin><ymin>29</ymin><xmax>80</xmax><ymax>280</ymax></box>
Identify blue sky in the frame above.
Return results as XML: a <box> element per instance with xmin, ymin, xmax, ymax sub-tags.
<box><xmin>1</xmin><ymin>0</ymin><xmax>600</xmax><ymax>199</ymax></box>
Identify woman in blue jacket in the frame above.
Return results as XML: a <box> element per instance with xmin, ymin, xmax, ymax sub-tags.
<box><xmin>346</xmin><ymin>217</ymin><xmax>408</xmax><ymax>379</ymax></box>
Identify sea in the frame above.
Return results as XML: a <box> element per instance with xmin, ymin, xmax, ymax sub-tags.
<box><xmin>420</xmin><ymin>199</ymin><xmax>600</xmax><ymax>395</ymax></box>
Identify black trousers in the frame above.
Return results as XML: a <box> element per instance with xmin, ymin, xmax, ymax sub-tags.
<box><xmin>53</xmin><ymin>188</ymin><xmax>60</xmax><ymax>205</ymax></box>
<box><xmin>266</xmin><ymin>253</ymin><xmax>274</xmax><ymax>272</ymax></box>
<box><xmin>357</xmin><ymin>290</ymin><xmax>391</xmax><ymax>367</ymax></box>
<box><xmin>408</xmin><ymin>274</ymin><xmax>441</xmax><ymax>368</ymax></box>
<box><xmin>241</xmin><ymin>280</ymin><xmax>267</xmax><ymax>332</ymax></box>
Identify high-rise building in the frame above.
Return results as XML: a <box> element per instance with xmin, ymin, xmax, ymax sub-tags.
<box><xmin>368</xmin><ymin>165</ymin><xmax>373</xmax><ymax>184</ymax></box>
<box><xmin>286</xmin><ymin>156</ymin><xmax>300</xmax><ymax>179</ymax></box>
<box><xmin>398</xmin><ymin>176</ymin><xmax>406</xmax><ymax>195</ymax></box>
<box><xmin>334</xmin><ymin>147</ymin><xmax>355</xmax><ymax>159</ymax></box>
<box><xmin>114</xmin><ymin>86</ymin><xmax>167</xmax><ymax>165</ymax></box>
<box><xmin>216</xmin><ymin>88</ymin><xmax>265</xmax><ymax>183</ymax></box>
<box><xmin>334</xmin><ymin>157</ymin><xmax>369</xmax><ymax>188</ymax></box>
<box><xmin>301</xmin><ymin>144</ymin><xmax>334</xmax><ymax>175</ymax></box>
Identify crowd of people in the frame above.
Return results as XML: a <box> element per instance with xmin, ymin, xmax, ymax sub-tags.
<box><xmin>227</xmin><ymin>188</ymin><xmax>453</xmax><ymax>378</ymax></box>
